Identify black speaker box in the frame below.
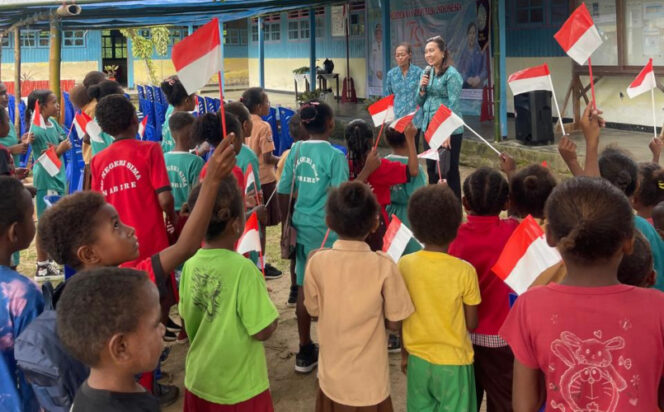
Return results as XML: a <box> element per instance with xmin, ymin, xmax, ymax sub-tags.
<box><xmin>514</xmin><ymin>91</ymin><xmax>554</xmax><ymax>145</ymax></box>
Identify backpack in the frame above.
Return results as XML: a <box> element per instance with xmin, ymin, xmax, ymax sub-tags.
<box><xmin>14</xmin><ymin>281</ymin><xmax>89</xmax><ymax>412</ymax></box>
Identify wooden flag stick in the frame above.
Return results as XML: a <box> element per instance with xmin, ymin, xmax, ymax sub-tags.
<box><xmin>373</xmin><ymin>119</ymin><xmax>387</xmax><ymax>150</ymax></box>
<box><xmin>652</xmin><ymin>87</ymin><xmax>658</xmax><ymax>139</ymax></box>
<box><xmin>464</xmin><ymin>124</ymin><xmax>501</xmax><ymax>155</ymax></box>
<box><xmin>548</xmin><ymin>76</ymin><xmax>566</xmax><ymax>136</ymax></box>
<box><xmin>217</xmin><ymin>71</ymin><xmax>227</xmax><ymax>137</ymax></box>
<box><xmin>263</xmin><ymin>185</ymin><xmax>278</xmax><ymax>208</ymax></box>
<box><xmin>588</xmin><ymin>57</ymin><xmax>597</xmax><ymax>110</ymax></box>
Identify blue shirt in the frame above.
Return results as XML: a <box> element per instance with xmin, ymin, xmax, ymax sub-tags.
<box><xmin>455</xmin><ymin>43</ymin><xmax>487</xmax><ymax>87</ymax></box>
<box><xmin>384</xmin><ymin>64</ymin><xmax>423</xmax><ymax>125</ymax></box>
<box><xmin>0</xmin><ymin>266</ymin><xmax>44</xmax><ymax>412</ymax></box>
<box><xmin>416</xmin><ymin>66</ymin><xmax>464</xmax><ymax>135</ymax></box>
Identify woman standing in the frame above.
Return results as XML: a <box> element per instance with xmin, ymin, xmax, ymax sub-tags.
<box><xmin>417</xmin><ymin>36</ymin><xmax>464</xmax><ymax>197</ymax></box>
<box><xmin>385</xmin><ymin>43</ymin><xmax>423</xmax><ymax>150</ymax></box>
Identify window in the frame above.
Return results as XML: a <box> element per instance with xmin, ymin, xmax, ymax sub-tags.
<box><xmin>224</xmin><ymin>28</ymin><xmax>247</xmax><ymax>45</ymax></box>
<box><xmin>515</xmin><ymin>0</ymin><xmax>544</xmax><ymax>25</ymax></box>
<box><xmin>349</xmin><ymin>1</ymin><xmax>365</xmax><ymax>37</ymax></box>
<box><xmin>250</xmin><ymin>14</ymin><xmax>281</xmax><ymax>42</ymax></box>
<box><xmin>288</xmin><ymin>21</ymin><xmax>300</xmax><ymax>40</ymax></box>
<box><xmin>101</xmin><ymin>30</ymin><xmax>127</xmax><ymax>59</ymax></box>
<box><xmin>169</xmin><ymin>27</ymin><xmax>187</xmax><ymax>45</ymax></box>
<box><xmin>20</xmin><ymin>30</ymin><xmax>46</xmax><ymax>48</ymax></box>
<box><xmin>1</xmin><ymin>34</ymin><xmax>11</xmax><ymax>48</ymax></box>
<box><xmin>625</xmin><ymin>0</ymin><xmax>664</xmax><ymax>65</ymax></box>
<box><xmin>287</xmin><ymin>8</ymin><xmax>324</xmax><ymax>40</ymax></box>
<box><xmin>138</xmin><ymin>29</ymin><xmax>151</xmax><ymax>39</ymax></box>
<box><xmin>251</xmin><ymin>24</ymin><xmax>258</xmax><ymax>42</ymax></box>
<box><xmin>587</xmin><ymin>0</ymin><xmax>617</xmax><ymax>65</ymax></box>
<box><xmin>550</xmin><ymin>0</ymin><xmax>568</xmax><ymax>24</ymax></box>
<box><xmin>63</xmin><ymin>30</ymin><xmax>85</xmax><ymax>47</ymax></box>
<box><xmin>315</xmin><ymin>12</ymin><xmax>325</xmax><ymax>38</ymax></box>
<box><xmin>38</xmin><ymin>31</ymin><xmax>49</xmax><ymax>47</ymax></box>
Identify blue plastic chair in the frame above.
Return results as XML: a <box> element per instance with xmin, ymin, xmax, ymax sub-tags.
<box><xmin>262</xmin><ymin>107</ymin><xmax>278</xmax><ymax>154</ymax></box>
<box><xmin>277</xmin><ymin>107</ymin><xmax>295</xmax><ymax>155</ymax></box>
<box><xmin>18</xmin><ymin>99</ymin><xmax>26</xmax><ymax>136</ymax></box>
<box><xmin>195</xmin><ymin>95</ymin><xmax>206</xmax><ymax>114</ymax></box>
<box><xmin>204</xmin><ymin>97</ymin><xmax>217</xmax><ymax>113</ymax></box>
<box><xmin>143</xmin><ymin>87</ymin><xmax>161</xmax><ymax>141</ymax></box>
<box><xmin>66</xmin><ymin>110</ymin><xmax>85</xmax><ymax>194</ymax></box>
<box><xmin>332</xmin><ymin>144</ymin><xmax>348</xmax><ymax>155</ymax></box>
<box><xmin>8</xmin><ymin>94</ymin><xmax>14</xmax><ymax>126</ymax></box>
<box><xmin>138</xmin><ymin>113</ymin><xmax>157</xmax><ymax>142</ymax></box>
<box><xmin>62</xmin><ymin>92</ymin><xmax>75</xmax><ymax>131</ymax></box>
<box><xmin>213</xmin><ymin>98</ymin><xmax>221</xmax><ymax>112</ymax></box>
<box><xmin>137</xmin><ymin>85</ymin><xmax>145</xmax><ymax>100</ymax></box>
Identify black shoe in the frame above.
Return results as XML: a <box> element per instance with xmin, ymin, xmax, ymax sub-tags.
<box><xmin>166</xmin><ymin>318</ymin><xmax>181</xmax><ymax>333</ymax></box>
<box><xmin>294</xmin><ymin>343</ymin><xmax>318</xmax><ymax>374</ymax></box>
<box><xmin>264</xmin><ymin>263</ymin><xmax>283</xmax><ymax>280</ymax></box>
<box><xmin>155</xmin><ymin>383</ymin><xmax>179</xmax><ymax>407</ymax></box>
<box><xmin>388</xmin><ymin>334</ymin><xmax>401</xmax><ymax>353</ymax></box>
<box><xmin>287</xmin><ymin>285</ymin><xmax>298</xmax><ymax>307</ymax></box>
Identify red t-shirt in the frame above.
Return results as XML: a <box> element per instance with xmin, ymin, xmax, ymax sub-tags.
<box><xmin>199</xmin><ymin>163</ymin><xmax>245</xmax><ymax>199</ymax></box>
<box><xmin>350</xmin><ymin>158</ymin><xmax>408</xmax><ymax>223</ymax></box>
<box><xmin>500</xmin><ymin>284</ymin><xmax>664</xmax><ymax>412</ymax></box>
<box><xmin>91</xmin><ymin>139</ymin><xmax>170</xmax><ymax>267</ymax></box>
<box><xmin>448</xmin><ymin>215</ymin><xmax>519</xmax><ymax>335</ymax></box>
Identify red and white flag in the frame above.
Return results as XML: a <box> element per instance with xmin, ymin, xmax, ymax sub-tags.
<box><xmin>236</xmin><ymin>212</ymin><xmax>261</xmax><ymax>255</ymax></box>
<box><xmin>193</xmin><ymin>95</ymin><xmax>200</xmax><ymax>116</ymax></box>
<box><xmin>424</xmin><ymin>104</ymin><xmax>464</xmax><ymax>151</ymax></box>
<box><xmin>417</xmin><ymin>147</ymin><xmax>439</xmax><ymax>161</ymax></box>
<box><xmin>368</xmin><ymin>95</ymin><xmax>395</xmax><ymax>127</ymax></box>
<box><xmin>171</xmin><ymin>19</ymin><xmax>222</xmax><ymax>95</ymax></box>
<box><xmin>382</xmin><ymin>215</ymin><xmax>417</xmax><ymax>262</ymax></box>
<box><xmin>491</xmin><ymin>215</ymin><xmax>561</xmax><ymax>295</ymax></box>
<box><xmin>244</xmin><ymin>163</ymin><xmax>257</xmax><ymax>194</ymax></box>
<box><xmin>138</xmin><ymin>115</ymin><xmax>148</xmax><ymax>139</ymax></box>
<box><xmin>37</xmin><ymin>145</ymin><xmax>61</xmax><ymax>177</ymax></box>
<box><xmin>554</xmin><ymin>3</ymin><xmax>603</xmax><ymax>65</ymax></box>
<box><xmin>31</xmin><ymin>100</ymin><xmax>47</xmax><ymax>129</ymax></box>
<box><xmin>508</xmin><ymin>64</ymin><xmax>552</xmax><ymax>96</ymax></box>
<box><xmin>389</xmin><ymin>111</ymin><xmax>416</xmax><ymax>133</ymax></box>
<box><xmin>627</xmin><ymin>58</ymin><xmax>656</xmax><ymax>99</ymax></box>
<box><xmin>73</xmin><ymin>112</ymin><xmax>91</xmax><ymax>139</ymax></box>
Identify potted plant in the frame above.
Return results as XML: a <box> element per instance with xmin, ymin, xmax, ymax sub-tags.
<box><xmin>104</xmin><ymin>64</ymin><xmax>119</xmax><ymax>81</ymax></box>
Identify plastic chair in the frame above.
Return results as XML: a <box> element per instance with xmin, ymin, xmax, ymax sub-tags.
<box><xmin>62</xmin><ymin>92</ymin><xmax>75</xmax><ymax>131</ymax></box>
<box><xmin>137</xmin><ymin>85</ymin><xmax>145</xmax><ymax>100</ymax></box>
<box><xmin>213</xmin><ymin>98</ymin><xmax>221</xmax><ymax>112</ymax></box>
<box><xmin>43</xmin><ymin>195</ymin><xmax>62</xmax><ymax>208</ymax></box>
<box><xmin>277</xmin><ymin>107</ymin><xmax>295</xmax><ymax>155</ymax></box>
<box><xmin>8</xmin><ymin>94</ymin><xmax>14</xmax><ymax>126</ymax></box>
<box><xmin>195</xmin><ymin>95</ymin><xmax>206</xmax><ymax>114</ymax></box>
<box><xmin>204</xmin><ymin>97</ymin><xmax>217</xmax><ymax>113</ymax></box>
<box><xmin>19</xmin><ymin>99</ymin><xmax>26</xmax><ymax>136</ymax></box>
<box><xmin>261</xmin><ymin>107</ymin><xmax>279</xmax><ymax>153</ymax></box>
<box><xmin>138</xmin><ymin>113</ymin><xmax>157</xmax><ymax>142</ymax></box>
<box><xmin>143</xmin><ymin>87</ymin><xmax>161</xmax><ymax>141</ymax></box>
<box><xmin>332</xmin><ymin>144</ymin><xmax>348</xmax><ymax>155</ymax></box>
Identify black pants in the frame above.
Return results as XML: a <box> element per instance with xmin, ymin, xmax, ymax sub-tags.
<box><xmin>422</xmin><ymin>133</ymin><xmax>463</xmax><ymax>198</ymax></box>
<box><xmin>473</xmin><ymin>345</ymin><xmax>514</xmax><ymax>412</ymax></box>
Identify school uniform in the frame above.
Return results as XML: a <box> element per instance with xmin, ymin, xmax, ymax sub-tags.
<box><xmin>31</xmin><ymin>118</ymin><xmax>67</xmax><ymax>216</ymax></box>
<box><xmin>248</xmin><ymin>114</ymin><xmax>280</xmax><ymax>225</ymax></box>
<box><xmin>89</xmin><ymin>117</ymin><xmax>114</xmax><ymax>157</ymax></box>
<box><xmin>164</xmin><ymin>151</ymin><xmax>204</xmax><ymax>211</ymax></box>
<box><xmin>0</xmin><ymin>109</ymin><xmax>20</xmax><ymax>164</ymax></box>
<box><xmin>160</xmin><ymin>105</ymin><xmax>176</xmax><ymax>153</ymax></box>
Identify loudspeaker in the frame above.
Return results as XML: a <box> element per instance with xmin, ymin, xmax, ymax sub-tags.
<box><xmin>514</xmin><ymin>91</ymin><xmax>554</xmax><ymax>145</ymax></box>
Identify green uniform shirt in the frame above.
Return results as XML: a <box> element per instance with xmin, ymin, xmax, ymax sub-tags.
<box><xmin>634</xmin><ymin>215</ymin><xmax>664</xmax><ymax>292</ymax></box>
<box><xmin>161</xmin><ymin>105</ymin><xmax>175</xmax><ymax>153</ymax></box>
<box><xmin>236</xmin><ymin>144</ymin><xmax>261</xmax><ymax>191</ymax></box>
<box><xmin>90</xmin><ymin>117</ymin><xmax>114</xmax><ymax>156</ymax></box>
<box><xmin>164</xmin><ymin>151</ymin><xmax>204</xmax><ymax>211</ymax></box>
<box><xmin>179</xmin><ymin>248</ymin><xmax>278</xmax><ymax>404</ymax></box>
<box><xmin>0</xmin><ymin>111</ymin><xmax>19</xmax><ymax>163</ymax></box>
<box><xmin>277</xmin><ymin>140</ymin><xmax>348</xmax><ymax>246</ymax></box>
<box><xmin>31</xmin><ymin>118</ymin><xmax>67</xmax><ymax>193</ymax></box>
<box><xmin>385</xmin><ymin>154</ymin><xmax>426</xmax><ymax>255</ymax></box>
<box><xmin>416</xmin><ymin>66</ymin><xmax>464</xmax><ymax>135</ymax></box>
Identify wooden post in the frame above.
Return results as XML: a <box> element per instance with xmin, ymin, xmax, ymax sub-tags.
<box><xmin>13</xmin><ymin>27</ymin><xmax>20</xmax><ymax>135</ymax></box>
<box><xmin>49</xmin><ymin>17</ymin><xmax>61</xmax><ymax>120</ymax></box>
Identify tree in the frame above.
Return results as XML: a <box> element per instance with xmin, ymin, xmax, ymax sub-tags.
<box><xmin>120</xmin><ymin>26</ymin><xmax>170</xmax><ymax>84</ymax></box>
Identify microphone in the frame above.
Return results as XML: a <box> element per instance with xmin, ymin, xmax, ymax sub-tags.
<box><xmin>421</xmin><ymin>66</ymin><xmax>432</xmax><ymax>93</ymax></box>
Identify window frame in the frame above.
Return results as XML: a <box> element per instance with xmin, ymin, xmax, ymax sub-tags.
<box><xmin>62</xmin><ymin>30</ymin><xmax>86</xmax><ymax>48</ymax></box>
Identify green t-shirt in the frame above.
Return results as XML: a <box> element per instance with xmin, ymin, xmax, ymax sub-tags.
<box><xmin>161</xmin><ymin>105</ymin><xmax>175</xmax><ymax>154</ymax></box>
<box><xmin>0</xmin><ymin>111</ymin><xmax>19</xmax><ymax>163</ymax></box>
<box><xmin>164</xmin><ymin>151</ymin><xmax>204</xmax><ymax>211</ymax></box>
<box><xmin>634</xmin><ymin>215</ymin><xmax>664</xmax><ymax>291</ymax></box>
<box><xmin>277</xmin><ymin>140</ymin><xmax>349</xmax><ymax>245</ymax></box>
<box><xmin>179</xmin><ymin>248</ymin><xmax>278</xmax><ymax>404</ymax></box>
<box><xmin>90</xmin><ymin>117</ymin><xmax>114</xmax><ymax>156</ymax></box>
<box><xmin>385</xmin><ymin>154</ymin><xmax>426</xmax><ymax>255</ymax></box>
<box><xmin>236</xmin><ymin>144</ymin><xmax>261</xmax><ymax>191</ymax></box>
<box><xmin>31</xmin><ymin>118</ymin><xmax>67</xmax><ymax>192</ymax></box>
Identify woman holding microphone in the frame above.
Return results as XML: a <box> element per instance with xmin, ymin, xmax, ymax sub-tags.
<box><xmin>417</xmin><ymin>36</ymin><xmax>464</xmax><ymax>197</ymax></box>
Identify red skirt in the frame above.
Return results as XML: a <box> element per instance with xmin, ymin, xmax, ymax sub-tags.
<box><xmin>184</xmin><ymin>388</ymin><xmax>274</xmax><ymax>412</ymax></box>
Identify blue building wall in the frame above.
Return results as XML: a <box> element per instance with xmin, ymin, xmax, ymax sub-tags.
<box><xmin>1</xmin><ymin>30</ymin><xmax>101</xmax><ymax>63</ymax></box>
<box><xmin>504</xmin><ymin>1</ymin><xmax>568</xmax><ymax>58</ymax></box>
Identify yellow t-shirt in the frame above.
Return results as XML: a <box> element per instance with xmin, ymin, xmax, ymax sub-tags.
<box><xmin>398</xmin><ymin>250</ymin><xmax>481</xmax><ymax>365</ymax></box>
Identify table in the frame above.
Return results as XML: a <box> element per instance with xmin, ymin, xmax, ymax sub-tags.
<box><xmin>317</xmin><ymin>73</ymin><xmax>340</xmax><ymax>100</ymax></box>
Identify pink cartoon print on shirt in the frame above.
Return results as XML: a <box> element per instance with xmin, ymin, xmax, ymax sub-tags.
<box><xmin>550</xmin><ymin>331</ymin><xmax>627</xmax><ymax>412</ymax></box>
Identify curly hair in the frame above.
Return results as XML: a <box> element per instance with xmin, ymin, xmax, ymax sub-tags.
<box><xmin>617</xmin><ymin>231</ymin><xmax>653</xmax><ymax>287</ymax></box>
<box><xmin>82</xmin><ymin>71</ymin><xmax>106</xmax><ymax>89</ymax></box>
<box><xmin>241</xmin><ymin>87</ymin><xmax>267</xmax><ymax>114</ymax></box>
<box><xmin>0</xmin><ymin>176</ymin><xmax>29</xmax><ymax>233</ymax></box>
<box><xmin>38</xmin><ymin>191</ymin><xmax>106</xmax><ymax>269</ymax></box>
<box><xmin>298</xmin><ymin>100</ymin><xmax>333</xmax><ymax>135</ymax></box>
<box><xmin>509</xmin><ymin>164</ymin><xmax>557</xmax><ymax>219</ymax></box>
<box><xmin>57</xmin><ymin>267</ymin><xmax>152</xmax><ymax>367</ymax></box>
<box><xmin>408</xmin><ymin>184</ymin><xmax>462</xmax><ymax>246</ymax></box>
<box><xmin>326</xmin><ymin>181</ymin><xmax>380</xmax><ymax>239</ymax></box>
<box><xmin>599</xmin><ymin>147</ymin><xmax>638</xmax><ymax>197</ymax></box>
<box><xmin>635</xmin><ymin>162</ymin><xmax>664</xmax><ymax>207</ymax></box>
<box><xmin>25</xmin><ymin>89</ymin><xmax>53</xmax><ymax>131</ymax></box>
<box><xmin>68</xmin><ymin>84</ymin><xmax>91</xmax><ymax>110</ymax></box>
<box><xmin>345</xmin><ymin>119</ymin><xmax>373</xmax><ymax>178</ymax></box>
<box><xmin>160</xmin><ymin>75</ymin><xmax>190</xmax><ymax>107</ymax></box>
<box><xmin>187</xmin><ymin>175</ymin><xmax>243</xmax><ymax>241</ymax></box>
<box><xmin>463</xmin><ymin>167</ymin><xmax>509</xmax><ymax>216</ymax></box>
<box><xmin>95</xmin><ymin>94</ymin><xmax>136</xmax><ymax>137</ymax></box>
<box><xmin>192</xmin><ymin>111</ymin><xmax>242</xmax><ymax>147</ymax></box>
<box><xmin>87</xmin><ymin>80</ymin><xmax>123</xmax><ymax>101</ymax></box>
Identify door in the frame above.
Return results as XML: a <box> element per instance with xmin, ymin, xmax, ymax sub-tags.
<box><xmin>101</xmin><ymin>30</ymin><xmax>128</xmax><ymax>86</ymax></box>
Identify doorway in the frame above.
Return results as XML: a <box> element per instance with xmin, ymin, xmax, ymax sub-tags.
<box><xmin>101</xmin><ymin>29</ymin><xmax>128</xmax><ymax>86</ymax></box>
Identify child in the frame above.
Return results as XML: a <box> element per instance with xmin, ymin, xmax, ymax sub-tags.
<box><xmin>88</xmin><ymin>80</ymin><xmax>124</xmax><ymax>156</ymax></box>
<box><xmin>37</xmin><ymin>137</ymin><xmax>236</xmax><ymax>404</ymax></box>
<box><xmin>304</xmin><ymin>181</ymin><xmax>414</xmax><ymax>411</ymax></box>
<box><xmin>652</xmin><ymin>201</ymin><xmax>664</xmax><ymax>240</ymax></box>
<box><xmin>25</xmin><ymin>89</ymin><xmax>72</xmax><ymax>280</ymax></box>
<box><xmin>179</xmin><ymin>176</ymin><xmax>279</xmax><ymax>411</ymax></box>
<box><xmin>0</xmin><ymin>177</ymin><xmax>43</xmax><ymax>412</ymax></box>
<box><xmin>618</xmin><ymin>231</ymin><xmax>656</xmax><ymax>288</ymax></box>
<box><xmin>500</xmin><ymin>177</ymin><xmax>664</xmax><ymax>412</ymax></box>
<box><xmin>57</xmin><ymin>268</ymin><xmax>163</xmax><ymax>411</ymax></box>
<box><xmin>90</xmin><ymin>94</ymin><xmax>175</xmax><ymax>268</ymax></box>
<box><xmin>447</xmin><ymin>167</ymin><xmax>519</xmax><ymax>411</ymax></box>
<box><xmin>163</xmin><ymin>112</ymin><xmax>204</xmax><ymax>212</ymax></box>
<box><xmin>0</xmin><ymin>82</ymin><xmax>29</xmax><ymax>165</ymax></box>
<box><xmin>345</xmin><ymin>119</ymin><xmax>419</xmax><ymax>250</ymax></box>
<box><xmin>385</xmin><ymin>125</ymin><xmax>427</xmax><ymax>255</ymax></box>
<box><xmin>160</xmin><ymin>75</ymin><xmax>196</xmax><ymax>153</ymax></box>
<box><xmin>508</xmin><ymin>164</ymin><xmax>557</xmax><ymax>220</ymax></box>
<box><xmin>399</xmin><ymin>184</ymin><xmax>481</xmax><ymax>411</ymax></box>
<box><xmin>633</xmin><ymin>162</ymin><xmax>664</xmax><ymax>222</ymax></box>
<box><xmin>193</xmin><ymin>111</ymin><xmax>245</xmax><ymax>187</ymax></box>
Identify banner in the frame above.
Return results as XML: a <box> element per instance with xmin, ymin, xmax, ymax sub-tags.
<box><xmin>367</xmin><ymin>0</ymin><xmax>491</xmax><ymax>114</ymax></box>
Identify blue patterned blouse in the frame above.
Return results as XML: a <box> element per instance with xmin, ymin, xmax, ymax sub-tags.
<box><xmin>416</xmin><ymin>65</ymin><xmax>464</xmax><ymax>135</ymax></box>
<box><xmin>384</xmin><ymin>64</ymin><xmax>423</xmax><ymax>125</ymax></box>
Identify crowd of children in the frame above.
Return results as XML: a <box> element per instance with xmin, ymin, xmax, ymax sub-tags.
<box><xmin>0</xmin><ymin>69</ymin><xmax>663</xmax><ymax>412</ymax></box>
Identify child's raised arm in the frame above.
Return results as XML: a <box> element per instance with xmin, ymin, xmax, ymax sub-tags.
<box><xmin>558</xmin><ymin>136</ymin><xmax>584</xmax><ymax>177</ymax></box>
<box><xmin>579</xmin><ymin>104</ymin><xmax>604</xmax><ymax>177</ymax></box>
<box><xmin>463</xmin><ymin>303</ymin><xmax>478</xmax><ymax>332</ymax></box>
<box><xmin>513</xmin><ymin>360</ymin><xmax>545</xmax><ymax>412</ymax></box>
<box><xmin>404</xmin><ymin>122</ymin><xmax>419</xmax><ymax>177</ymax></box>
<box><xmin>157</xmin><ymin>134</ymin><xmax>237</xmax><ymax>275</ymax></box>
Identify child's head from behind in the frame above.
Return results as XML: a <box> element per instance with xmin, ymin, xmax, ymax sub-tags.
<box><xmin>38</xmin><ymin>191</ymin><xmax>138</xmax><ymax>270</ymax></box>
<box><xmin>599</xmin><ymin>147</ymin><xmax>638</xmax><ymax>197</ymax></box>
<box><xmin>187</xmin><ymin>175</ymin><xmax>244</xmax><ymax>243</ymax></box>
<box><xmin>224</xmin><ymin>102</ymin><xmax>253</xmax><ymax>139</ymax></box>
<box><xmin>345</xmin><ymin>119</ymin><xmax>373</xmax><ymax>161</ymax></box>
<box><xmin>545</xmin><ymin>177</ymin><xmax>634</xmax><ymax>266</ymax></box>
<box><xmin>69</xmin><ymin>84</ymin><xmax>91</xmax><ymax>110</ymax></box>
<box><xmin>82</xmin><ymin>71</ymin><xmax>107</xmax><ymax>89</ymax></box>
<box><xmin>652</xmin><ymin>201</ymin><xmax>664</xmax><ymax>239</ymax></box>
<box><xmin>289</xmin><ymin>113</ymin><xmax>310</xmax><ymax>142</ymax></box>
<box><xmin>87</xmin><ymin>80</ymin><xmax>124</xmax><ymax>102</ymax></box>
<box><xmin>462</xmin><ymin>167</ymin><xmax>509</xmax><ymax>216</ymax></box>
<box><xmin>192</xmin><ymin>111</ymin><xmax>242</xmax><ymax>154</ymax></box>
<box><xmin>633</xmin><ymin>162</ymin><xmax>664</xmax><ymax>210</ymax></box>
<box><xmin>96</xmin><ymin>94</ymin><xmax>138</xmax><ymax>138</ymax></box>
<box><xmin>241</xmin><ymin>87</ymin><xmax>269</xmax><ymax>116</ymax></box>
<box><xmin>385</xmin><ymin>127</ymin><xmax>406</xmax><ymax>149</ymax></box>
<box><xmin>408</xmin><ymin>185</ymin><xmax>462</xmax><ymax>247</ymax></box>
<box><xmin>298</xmin><ymin>100</ymin><xmax>334</xmax><ymax>136</ymax></box>
<box><xmin>160</xmin><ymin>75</ymin><xmax>194</xmax><ymax>111</ymax></box>
<box><xmin>169</xmin><ymin>111</ymin><xmax>196</xmax><ymax>150</ymax></box>
<box><xmin>617</xmin><ymin>231</ymin><xmax>655</xmax><ymax>288</ymax></box>
<box><xmin>57</xmin><ymin>267</ymin><xmax>164</xmax><ymax>374</ymax></box>
<box><xmin>326</xmin><ymin>182</ymin><xmax>379</xmax><ymax>240</ymax></box>
<box><xmin>0</xmin><ymin>177</ymin><xmax>35</xmax><ymax>254</ymax></box>
<box><xmin>509</xmin><ymin>164</ymin><xmax>557</xmax><ymax>219</ymax></box>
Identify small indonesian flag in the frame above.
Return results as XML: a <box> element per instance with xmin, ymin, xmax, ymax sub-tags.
<box><xmin>417</xmin><ymin>147</ymin><xmax>439</xmax><ymax>161</ymax></box>
<box><xmin>627</xmin><ymin>58</ymin><xmax>656</xmax><ymax>99</ymax></box>
<box><xmin>368</xmin><ymin>95</ymin><xmax>395</xmax><ymax>127</ymax></box>
<box><xmin>37</xmin><ymin>145</ymin><xmax>62</xmax><ymax>177</ymax></box>
<box><xmin>508</xmin><ymin>64</ymin><xmax>552</xmax><ymax>96</ymax></box>
<box><xmin>193</xmin><ymin>95</ymin><xmax>200</xmax><ymax>116</ymax></box>
<box><xmin>491</xmin><ymin>215</ymin><xmax>561</xmax><ymax>295</ymax></box>
<box><xmin>86</xmin><ymin>118</ymin><xmax>104</xmax><ymax>144</ymax></box>
<box><xmin>389</xmin><ymin>111</ymin><xmax>416</xmax><ymax>133</ymax></box>
<box><xmin>138</xmin><ymin>115</ymin><xmax>148</xmax><ymax>139</ymax></box>
<box><xmin>554</xmin><ymin>3</ymin><xmax>603</xmax><ymax>65</ymax></box>
<box><xmin>236</xmin><ymin>212</ymin><xmax>261</xmax><ymax>255</ymax></box>
<box><xmin>31</xmin><ymin>100</ymin><xmax>47</xmax><ymax>129</ymax></box>
<box><xmin>424</xmin><ymin>104</ymin><xmax>464</xmax><ymax>151</ymax></box>
<box><xmin>171</xmin><ymin>19</ymin><xmax>222</xmax><ymax>95</ymax></box>
<box><xmin>244</xmin><ymin>163</ymin><xmax>256</xmax><ymax>194</ymax></box>
<box><xmin>73</xmin><ymin>112</ymin><xmax>91</xmax><ymax>139</ymax></box>
<box><xmin>382</xmin><ymin>215</ymin><xmax>416</xmax><ymax>262</ymax></box>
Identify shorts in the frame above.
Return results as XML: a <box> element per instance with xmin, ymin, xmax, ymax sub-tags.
<box><xmin>315</xmin><ymin>388</ymin><xmax>393</xmax><ymax>412</ymax></box>
<box><xmin>295</xmin><ymin>233</ymin><xmax>336</xmax><ymax>286</ymax></box>
<box><xmin>184</xmin><ymin>388</ymin><xmax>274</xmax><ymax>412</ymax></box>
<box><xmin>406</xmin><ymin>354</ymin><xmax>476</xmax><ymax>412</ymax></box>
<box><xmin>261</xmin><ymin>181</ymin><xmax>281</xmax><ymax>226</ymax></box>
<box><xmin>36</xmin><ymin>189</ymin><xmax>64</xmax><ymax>217</ymax></box>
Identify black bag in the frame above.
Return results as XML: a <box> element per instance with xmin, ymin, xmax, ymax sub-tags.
<box><xmin>280</xmin><ymin>143</ymin><xmax>300</xmax><ymax>259</ymax></box>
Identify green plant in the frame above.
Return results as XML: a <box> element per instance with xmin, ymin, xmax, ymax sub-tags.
<box><xmin>292</xmin><ymin>66</ymin><xmax>310</xmax><ymax>75</ymax></box>
<box><xmin>296</xmin><ymin>89</ymin><xmax>322</xmax><ymax>103</ymax></box>
<box><xmin>120</xmin><ymin>26</ymin><xmax>170</xmax><ymax>84</ymax></box>
<box><xmin>104</xmin><ymin>64</ymin><xmax>119</xmax><ymax>78</ymax></box>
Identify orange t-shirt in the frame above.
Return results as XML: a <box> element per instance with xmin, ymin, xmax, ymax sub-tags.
<box><xmin>247</xmin><ymin>114</ymin><xmax>276</xmax><ymax>185</ymax></box>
